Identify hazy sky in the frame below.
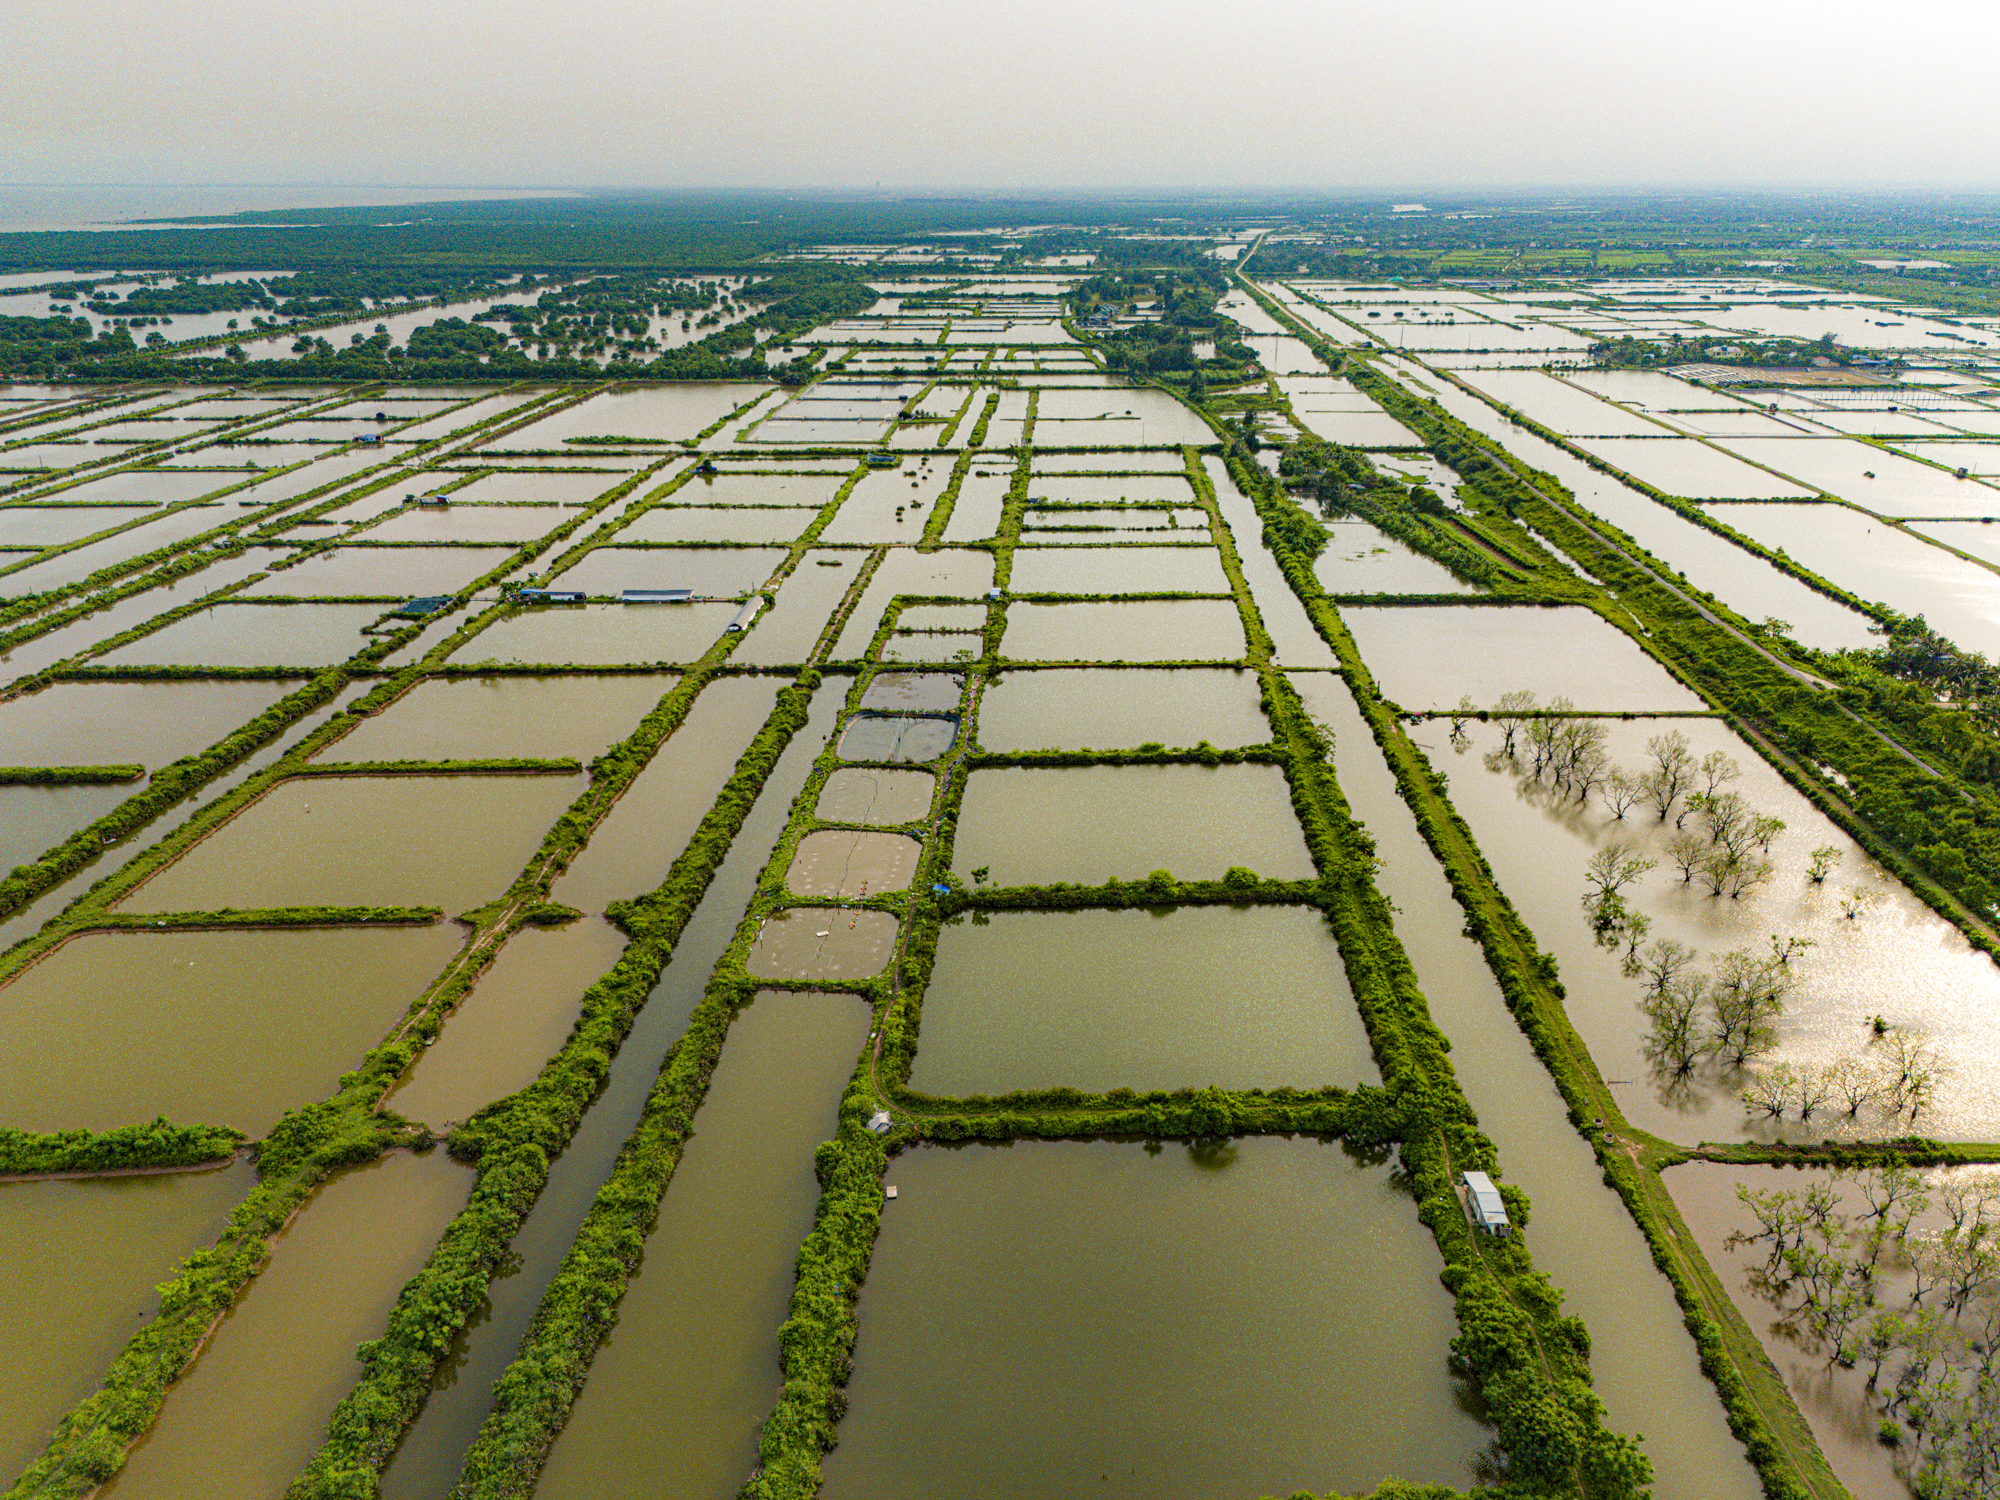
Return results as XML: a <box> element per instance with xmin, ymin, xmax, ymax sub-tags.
<box><xmin>9</xmin><ymin>0</ymin><xmax>2000</xmax><ymax>190</ymax></box>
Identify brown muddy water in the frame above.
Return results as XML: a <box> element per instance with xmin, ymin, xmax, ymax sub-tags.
<box><xmin>999</xmin><ymin>599</ymin><xmax>1246</xmax><ymax>662</ymax></box>
<box><xmin>450</xmin><ymin>603</ymin><xmax>737</xmax><ymax>667</ymax></box>
<box><xmin>1342</xmin><ymin>603</ymin><xmax>1708</xmax><ymax>711</ymax></box>
<box><xmin>786</xmin><ymin>829</ymin><xmax>921</xmax><ymax>897</ymax></box>
<box><xmin>974</xmin><ymin>666</ymin><xmax>1268</xmax><ymax>751</ymax></box>
<box><xmin>820</xmin><ymin>1138</ymin><xmax>1487</xmax><ymax>1500</ymax></box>
<box><xmin>858</xmin><ymin>671</ymin><xmax>961</xmax><ymax>712</ymax></box>
<box><xmin>0</xmin><ymin>925</ymin><xmax>464</xmax><ymax>1134</ymax></box>
<box><xmin>117</xmin><ymin>772</ymin><xmax>579</xmax><ymax>915</ymax></box>
<box><xmin>745</xmin><ymin>907</ymin><xmax>898</xmax><ymax>982</ymax></box>
<box><xmin>1292</xmin><ymin>673</ymin><xmax>1766</xmax><ymax>1500</ymax></box>
<box><xmin>836</xmin><ymin>713</ymin><xmax>957</xmax><ymax>764</ymax></box>
<box><xmin>322</xmin><ymin>673</ymin><xmax>675</xmax><ymax>764</ymax></box>
<box><xmin>97</xmin><ymin>602</ymin><xmax>388</xmax><ymax>668</ymax></box>
<box><xmin>1008</xmin><ymin>544</ymin><xmax>1229</xmax><ymax>595</ymax></box>
<box><xmin>814</xmin><ymin>767</ymin><xmax>935</xmax><ymax>826</ymax></box>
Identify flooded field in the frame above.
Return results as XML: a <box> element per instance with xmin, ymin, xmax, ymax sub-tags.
<box><xmin>910</xmin><ymin>905</ymin><xmax>1374</xmax><ymax>1095</ymax></box>
<box><xmin>821</xmin><ymin>1139</ymin><xmax>1483</xmax><ymax>1500</ymax></box>
<box><xmin>1342</xmin><ymin>604</ymin><xmax>1707</xmax><ymax>711</ymax></box>
<box><xmin>1715</xmin><ymin>503</ymin><xmax>2000</xmax><ymax>657</ymax></box>
<box><xmin>1315</xmin><ymin>522</ymin><xmax>1482</xmax><ymax>594</ymax></box>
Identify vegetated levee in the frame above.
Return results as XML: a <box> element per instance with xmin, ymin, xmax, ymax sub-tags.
<box><xmin>23</xmin><ymin>214</ymin><xmax>2000</xmax><ymax>1500</ymax></box>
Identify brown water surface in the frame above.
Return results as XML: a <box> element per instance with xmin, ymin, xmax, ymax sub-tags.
<box><xmin>118</xmin><ymin>773</ymin><xmax>578</xmax><ymax>915</ymax></box>
<box><xmin>820</xmin><ymin>1138</ymin><xmax>1485</xmax><ymax>1500</ymax></box>
<box><xmin>746</xmin><ymin>907</ymin><xmax>898</xmax><ymax>981</ymax></box>
<box><xmin>951</xmin><ymin>764</ymin><xmax>1313</xmax><ymax>885</ymax></box>
<box><xmin>325</xmin><ymin>674</ymin><xmax>673</xmax><ymax>763</ymax></box>
<box><xmin>1000</xmin><ymin>600</ymin><xmax>1245</xmax><ymax>662</ymax></box>
<box><xmin>974</xmin><ymin>666</ymin><xmax>1267</xmax><ymax>751</ymax></box>
<box><xmin>815</xmin><ymin>767</ymin><xmax>935</xmax><ymax>825</ymax></box>
<box><xmin>387</xmin><ymin>918</ymin><xmax>629</xmax><ymax>1126</ymax></box>
<box><xmin>0</xmin><ymin>925</ymin><xmax>463</xmax><ymax>1133</ymax></box>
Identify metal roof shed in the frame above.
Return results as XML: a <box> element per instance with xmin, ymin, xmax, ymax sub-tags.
<box><xmin>1460</xmin><ymin>1171</ymin><xmax>1511</xmax><ymax>1237</ymax></box>
<box><xmin>621</xmin><ymin>589</ymin><xmax>693</xmax><ymax>604</ymax></box>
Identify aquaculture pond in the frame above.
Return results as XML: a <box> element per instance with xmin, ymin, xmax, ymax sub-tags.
<box><xmin>95</xmin><ymin>604</ymin><xmax>390</xmax><ymax>668</ymax></box>
<box><xmin>1291</xmin><ymin>675</ymin><xmax>1766</xmax><ymax>1500</ymax></box>
<box><xmin>551</xmin><ymin>544</ymin><xmax>786</xmax><ymax>597</ymax></box>
<box><xmin>950</xmin><ymin>764</ymin><xmax>1314</xmax><ymax>886</ymax></box>
<box><xmin>1714</xmin><ymin>502</ymin><xmax>2000</xmax><ymax>658</ymax></box>
<box><xmin>820</xmin><ymin>1138</ymin><xmax>1486</xmax><ymax>1500</ymax></box>
<box><xmin>532</xmin><ymin>993</ymin><xmax>870</xmax><ymax>1499</ymax></box>
<box><xmin>836</xmin><ymin>713</ymin><xmax>957</xmax><ymax>764</ymax></box>
<box><xmin>999</xmin><ymin>599</ymin><xmax>1247</xmax><ymax>662</ymax></box>
<box><xmin>909</xmin><ymin>905</ymin><xmax>1374</xmax><ymax>1096</ymax></box>
<box><xmin>974</xmin><ymin>666</ymin><xmax>1269</xmax><ymax>751</ymax></box>
<box><xmin>322</xmin><ymin>672</ymin><xmax>675</xmax><ymax>763</ymax></box>
<box><xmin>814</xmin><ymin>766</ymin><xmax>935</xmax><ymax>825</ymax></box>
<box><xmin>787</xmin><ymin>829</ymin><xmax>921</xmax><ymax>896</ymax></box>
<box><xmin>242</xmin><ymin>545</ymin><xmax>514</xmax><ymax>599</ymax></box>
<box><xmin>1007</xmin><ymin>544</ymin><xmax>1229</xmax><ymax>595</ymax></box>
<box><xmin>746</xmin><ymin>907</ymin><xmax>899</xmax><ymax>981</ymax></box>
<box><xmin>0</xmin><ymin>925</ymin><xmax>464</xmax><ymax>1133</ymax></box>
<box><xmin>0</xmin><ymin>1162</ymin><xmax>256</xmax><ymax>1482</ymax></box>
<box><xmin>386</xmin><ymin>917</ymin><xmax>628</xmax><ymax>1126</ymax></box>
<box><xmin>117</xmin><ymin>772</ymin><xmax>579</xmax><ymax>915</ymax></box>
<box><xmin>1314</xmin><ymin>522</ymin><xmax>1482</xmax><ymax>595</ymax></box>
<box><xmin>450</xmin><ymin>602</ymin><xmax>737</xmax><ymax>666</ymax></box>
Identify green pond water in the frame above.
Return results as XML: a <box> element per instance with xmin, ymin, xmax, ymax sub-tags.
<box><xmin>909</xmin><ymin>905</ymin><xmax>1375</xmax><ymax>1096</ymax></box>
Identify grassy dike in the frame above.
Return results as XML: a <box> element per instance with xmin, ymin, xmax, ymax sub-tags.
<box><xmin>1213</xmin><ymin>423</ymin><xmax>1840</xmax><ymax>1499</ymax></box>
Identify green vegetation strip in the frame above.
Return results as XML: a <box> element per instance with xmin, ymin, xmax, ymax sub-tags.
<box><xmin>0</xmin><ymin>1122</ymin><xmax>246</xmax><ymax>1178</ymax></box>
<box><xmin>0</xmin><ymin>764</ymin><xmax>142</xmax><ymax>785</ymax></box>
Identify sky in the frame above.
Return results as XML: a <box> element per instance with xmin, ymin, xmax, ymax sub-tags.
<box><xmin>7</xmin><ymin>0</ymin><xmax>2000</xmax><ymax>192</ymax></box>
